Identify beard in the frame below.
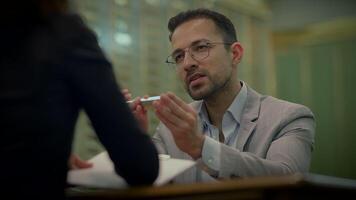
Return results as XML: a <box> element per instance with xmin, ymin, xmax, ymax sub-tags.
<box><xmin>186</xmin><ymin>70</ymin><xmax>232</xmax><ymax>101</ymax></box>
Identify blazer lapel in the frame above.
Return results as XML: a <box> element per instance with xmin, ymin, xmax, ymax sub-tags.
<box><xmin>236</xmin><ymin>85</ymin><xmax>261</xmax><ymax>151</ymax></box>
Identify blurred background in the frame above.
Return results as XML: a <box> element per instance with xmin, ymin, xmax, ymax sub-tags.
<box><xmin>69</xmin><ymin>0</ymin><xmax>356</xmax><ymax>180</ymax></box>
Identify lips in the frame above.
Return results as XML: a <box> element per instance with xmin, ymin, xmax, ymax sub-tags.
<box><xmin>186</xmin><ymin>72</ymin><xmax>206</xmax><ymax>86</ymax></box>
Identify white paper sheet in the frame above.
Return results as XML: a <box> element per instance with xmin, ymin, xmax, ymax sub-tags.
<box><xmin>67</xmin><ymin>151</ymin><xmax>195</xmax><ymax>188</ymax></box>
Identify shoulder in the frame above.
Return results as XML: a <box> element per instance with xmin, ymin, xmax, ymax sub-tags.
<box><xmin>47</xmin><ymin>13</ymin><xmax>102</xmax><ymax>55</ymax></box>
<box><xmin>245</xmin><ymin>85</ymin><xmax>314</xmax><ymax>122</ymax></box>
<box><xmin>50</xmin><ymin>13</ymin><xmax>94</xmax><ymax>40</ymax></box>
<box><xmin>48</xmin><ymin>13</ymin><xmax>110</xmax><ymax>66</ymax></box>
<box><xmin>255</xmin><ymin>95</ymin><xmax>316</xmax><ymax>144</ymax></box>
<box><xmin>260</xmin><ymin>95</ymin><xmax>314</xmax><ymax>120</ymax></box>
<box><xmin>256</xmin><ymin>95</ymin><xmax>315</xmax><ymax>134</ymax></box>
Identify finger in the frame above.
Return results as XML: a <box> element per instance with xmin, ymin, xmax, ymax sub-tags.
<box><xmin>130</xmin><ymin>97</ymin><xmax>141</xmax><ymax>109</ymax></box>
<box><xmin>133</xmin><ymin>104</ymin><xmax>149</xmax><ymax>132</ymax></box>
<box><xmin>121</xmin><ymin>89</ymin><xmax>133</xmax><ymax>101</ymax></box>
<box><xmin>153</xmin><ymin>99</ymin><xmax>185</xmax><ymax>128</ymax></box>
<box><xmin>75</xmin><ymin>158</ymin><xmax>93</xmax><ymax>169</ymax></box>
<box><xmin>70</xmin><ymin>154</ymin><xmax>93</xmax><ymax>169</ymax></box>
<box><xmin>121</xmin><ymin>88</ymin><xmax>129</xmax><ymax>94</ymax></box>
<box><xmin>154</xmin><ymin>107</ymin><xmax>181</xmax><ymax>134</ymax></box>
<box><xmin>136</xmin><ymin>104</ymin><xmax>147</xmax><ymax>115</ymax></box>
<box><xmin>121</xmin><ymin>89</ymin><xmax>129</xmax><ymax>96</ymax></box>
<box><xmin>124</xmin><ymin>93</ymin><xmax>132</xmax><ymax>101</ymax></box>
<box><xmin>155</xmin><ymin>107</ymin><xmax>193</xmax><ymax>141</ymax></box>
<box><xmin>159</xmin><ymin>93</ymin><xmax>191</xmax><ymax>121</ymax></box>
<box><xmin>166</xmin><ymin>92</ymin><xmax>195</xmax><ymax>113</ymax></box>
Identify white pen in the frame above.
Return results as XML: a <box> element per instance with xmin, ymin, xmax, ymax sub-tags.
<box><xmin>126</xmin><ymin>96</ymin><xmax>160</xmax><ymax>106</ymax></box>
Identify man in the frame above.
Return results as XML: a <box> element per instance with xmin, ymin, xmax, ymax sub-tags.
<box><xmin>145</xmin><ymin>8</ymin><xmax>315</xmax><ymax>183</ymax></box>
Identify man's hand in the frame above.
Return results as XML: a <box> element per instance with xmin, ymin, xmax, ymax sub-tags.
<box><xmin>152</xmin><ymin>92</ymin><xmax>205</xmax><ymax>160</ymax></box>
<box><xmin>68</xmin><ymin>154</ymin><xmax>93</xmax><ymax>169</ymax></box>
<box><xmin>122</xmin><ymin>89</ymin><xmax>149</xmax><ymax>132</ymax></box>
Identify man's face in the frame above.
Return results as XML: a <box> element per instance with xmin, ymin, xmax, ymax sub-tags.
<box><xmin>170</xmin><ymin>19</ymin><xmax>238</xmax><ymax>100</ymax></box>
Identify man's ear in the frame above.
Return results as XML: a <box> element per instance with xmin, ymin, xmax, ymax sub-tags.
<box><xmin>231</xmin><ymin>42</ymin><xmax>243</xmax><ymax>65</ymax></box>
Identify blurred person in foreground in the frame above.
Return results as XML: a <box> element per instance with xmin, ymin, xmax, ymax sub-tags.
<box><xmin>129</xmin><ymin>8</ymin><xmax>315</xmax><ymax>183</ymax></box>
<box><xmin>0</xmin><ymin>0</ymin><xmax>158</xmax><ymax>198</ymax></box>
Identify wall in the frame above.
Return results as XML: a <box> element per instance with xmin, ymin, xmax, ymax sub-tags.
<box><xmin>271</xmin><ymin>1</ymin><xmax>356</xmax><ymax>178</ymax></box>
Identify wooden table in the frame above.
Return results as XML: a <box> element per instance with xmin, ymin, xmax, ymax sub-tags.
<box><xmin>66</xmin><ymin>173</ymin><xmax>356</xmax><ymax>200</ymax></box>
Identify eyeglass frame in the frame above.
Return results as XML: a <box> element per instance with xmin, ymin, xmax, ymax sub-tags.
<box><xmin>165</xmin><ymin>39</ymin><xmax>233</xmax><ymax>66</ymax></box>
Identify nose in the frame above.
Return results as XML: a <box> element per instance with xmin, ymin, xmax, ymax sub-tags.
<box><xmin>181</xmin><ymin>50</ymin><xmax>198</xmax><ymax>71</ymax></box>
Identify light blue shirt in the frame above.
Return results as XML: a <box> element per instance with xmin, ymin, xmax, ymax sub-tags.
<box><xmin>197</xmin><ymin>81</ymin><xmax>247</xmax><ymax>181</ymax></box>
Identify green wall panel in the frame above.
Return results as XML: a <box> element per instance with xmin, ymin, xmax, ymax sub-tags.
<box><xmin>275</xmin><ymin>39</ymin><xmax>356</xmax><ymax>179</ymax></box>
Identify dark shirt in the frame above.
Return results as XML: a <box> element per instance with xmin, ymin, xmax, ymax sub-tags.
<box><xmin>0</xmin><ymin>13</ymin><xmax>158</xmax><ymax>198</ymax></box>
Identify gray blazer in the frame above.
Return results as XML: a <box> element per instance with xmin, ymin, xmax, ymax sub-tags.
<box><xmin>152</xmin><ymin>85</ymin><xmax>315</xmax><ymax>183</ymax></box>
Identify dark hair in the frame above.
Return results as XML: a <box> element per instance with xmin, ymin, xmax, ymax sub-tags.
<box><xmin>1</xmin><ymin>0</ymin><xmax>68</xmax><ymax>57</ymax></box>
<box><xmin>168</xmin><ymin>8</ymin><xmax>238</xmax><ymax>45</ymax></box>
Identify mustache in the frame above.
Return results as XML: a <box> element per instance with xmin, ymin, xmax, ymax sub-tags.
<box><xmin>185</xmin><ymin>70</ymin><xmax>207</xmax><ymax>84</ymax></box>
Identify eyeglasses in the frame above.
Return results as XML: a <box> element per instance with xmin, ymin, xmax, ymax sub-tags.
<box><xmin>165</xmin><ymin>40</ymin><xmax>232</xmax><ymax>67</ymax></box>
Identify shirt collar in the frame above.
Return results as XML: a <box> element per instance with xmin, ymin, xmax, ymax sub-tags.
<box><xmin>227</xmin><ymin>81</ymin><xmax>247</xmax><ymax>124</ymax></box>
<box><xmin>197</xmin><ymin>81</ymin><xmax>248</xmax><ymax>125</ymax></box>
